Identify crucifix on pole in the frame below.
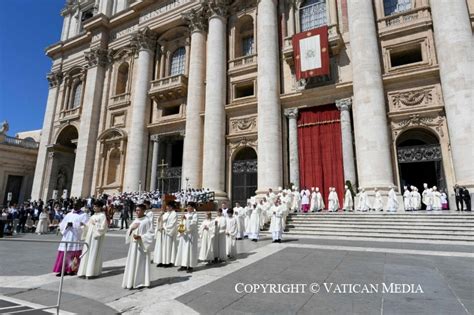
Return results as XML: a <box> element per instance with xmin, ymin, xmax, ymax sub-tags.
<box><xmin>158</xmin><ymin>158</ymin><xmax>168</xmax><ymax>194</ymax></box>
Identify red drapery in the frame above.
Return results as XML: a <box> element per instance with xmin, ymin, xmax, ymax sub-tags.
<box><xmin>297</xmin><ymin>105</ymin><xmax>344</xmax><ymax>207</ymax></box>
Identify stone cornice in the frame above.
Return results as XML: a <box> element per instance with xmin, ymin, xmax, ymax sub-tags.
<box><xmin>84</xmin><ymin>48</ymin><xmax>109</xmax><ymax>68</ymax></box>
<box><xmin>182</xmin><ymin>7</ymin><xmax>208</xmax><ymax>33</ymax></box>
<box><xmin>47</xmin><ymin>71</ymin><xmax>64</xmax><ymax>88</ymax></box>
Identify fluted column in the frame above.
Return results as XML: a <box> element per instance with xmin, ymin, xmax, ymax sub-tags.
<box><xmin>336</xmin><ymin>98</ymin><xmax>356</xmax><ymax>185</ymax></box>
<box><xmin>123</xmin><ymin>28</ymin><xmax>156</xmax><ymax>192</ymax></box>
<box><xmin>31</xmin><ymin>71</ymin><xmax>63</xmax><ymax>200</ymax></box>
<box><xmin>347</xmin><ymin>0</ymin><xmax>394</xmax><ymax>190</ymax></box>
<box><xmin>181</xmin><ymin>8</ymin><xmax>207</xmax><ymax>189</ymax></box>
<box><xmin>257</xmin><ymin>0</ymin><xmax>283</xmax><ymax>193</ymax></box>
<box><xmin>201</xmin><ymin>1</ymin><xmax>228</xmax><ymax>197</ymax></box>
<box><xmin>150</xmin><ymin>135</ymin><xmax>160</xmax><ymax>191</ymax></box>
<box><xmin>431</xmin><ymin>0</ymin><xmax>474</xmax><ymax>188</ymax></box>
<box><xmin>284</xmin><ymin>108</ymin><xmax>299</xmax><ymax>187</ymax></box>
<box><xmin>71</xmin><ymin>48</ymin><xmax>108</xmax><ymax>197</ymax></box>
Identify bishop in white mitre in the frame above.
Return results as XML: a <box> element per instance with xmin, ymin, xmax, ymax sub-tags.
<box><xmin>342</xmin><ymin>185</ymin><xmax>353</xmax><ymax>212</ymax></box>
<box><xmin>386</xmin><ymin>186</ymin><xmax>399</xmax><ymax>212</ymax></box>
<box><xmin>270</xmin><ymin>199</ymin><xmax>284</xmax><ymax>243</ymax></box>
<box><xmin>328</xmin><ymin>187</ymin><xmax>340</xmax><ymax>212</ymax></box>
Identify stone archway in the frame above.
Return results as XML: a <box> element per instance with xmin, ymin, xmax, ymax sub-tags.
<box><xmin>231</xmin><ymin>147</ymin><xmax>257</xmax><ymax>207</ymax></box>
<box><xmin>396</xmin><ymin>128</ymin><xmax>446</xmax><ymax>195</ymax></box>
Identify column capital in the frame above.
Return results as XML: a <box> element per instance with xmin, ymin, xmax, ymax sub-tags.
<box><xmin>336</xmin><ymin>97</ymin><xmax>352</xmax><ymax>111</ymax></box>
<box><xmin>284</xmin><ymin>108</ymin><xmax>299</xmax><ymax>119</ymax></box>
<box><xmin>84</xmin><ymin>48</ymin><xmax>109</xmax><ymax>68</ymax></box>
<box><xmin>46</xmin><ymin>71</ymin><xmax>63</xmax><ymax>88</ymax></box>
<box><xmin>131</xmin><ymin>27</ymin><xmax>157</xmax><ymax>52</ymax></box>
<box><xmin>150</xmin><ymin>134</ymin><xmax>161</xmax><ymax>142</ymax></box>
<box><xmin>183</xmin><ymin>7</ymin><xmax>208</xmax><ymax>33</ymax></box>
<box><xmin>203</xmin><ymin>0</ymin><xmax>231</xmax><ymax>19</ymax></box>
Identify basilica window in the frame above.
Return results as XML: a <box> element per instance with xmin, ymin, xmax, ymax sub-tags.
<box><xmin>300</xmin><ymin>0</ymin><xmax>327</xmax><ymax>32</ymax></box>
<box><xmin>169</xmin><ymin>47</ymin><xmax>186</xmax><ymax>76</ymax></box>
<box><xmin>383</xmin><ymin>0</ymin><xmax>412</xmax><ymax>16</ymax></box>
<box><xmin>79</xmin><ymin>8</ymin><xmax>94</xmax><ymax>32</ymax></box>
<box><xmin>115</xmin><ymin>62</ymin><xmax>129</xmax><ymax>95</ymax></box>
<box><xmin>235</xmin><ymin>15</ymin><xmax>254</xmax><ymax>58</ymax></box>
<box><xmin>70</xmin><ymin>81</ymin><xmax>83</xmax><ymax>109</ymax></box>
<box><xmin>106</xmin><ymin>148</ymin><xmax>121</xmax><ymax>185</ymax></box>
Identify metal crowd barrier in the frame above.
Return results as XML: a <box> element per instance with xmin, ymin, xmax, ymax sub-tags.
<box><xmin>0</xmin><ymin>238</ymin><xmax>89</xmax><ymax>315</ymax></box>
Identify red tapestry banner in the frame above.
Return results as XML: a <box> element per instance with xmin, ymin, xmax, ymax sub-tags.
<box><xmin>297</xmin><ymin>105</ymin><xmax>344</xmax><ymax>207</ymax></box>
<box><xmin>292</xmin><ymin>25</ymin><xmax>330</xmax><ymax>81</ymax></box>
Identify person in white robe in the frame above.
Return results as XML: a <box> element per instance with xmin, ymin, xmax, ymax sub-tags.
<box><xmin>36</xmin><ymin>209</ymin><xmax>50</xmax><ymax>235</ymax></box>
<box><xmin>122</xmin><ymin>204</ymin><xmax>155</xmax><ymax>289</ymax></box>
<box><xmin>233</xmin><ymin>203</ymin><xmax>245</xmax><ymax>240</ymax></box>
<box><xmin>328</xmin><ymin>187</ymin><xmax>340</xmax><ymax>212</ymax></box>
<box><xmin>432</xmin><ymin>186</ymin><xmax>442</xmax><ymax>211</ymax></box>
<box><xmin>373</xmin><ymin>188</ymin><xmax>384</xmax><ymax>212</ymax></box>
<box><xmin>422</xmin><ymin>183</ymin><xmax>432</xmax><ymax>211</ymax></box>
<box><xmin>342</xmin><ymin>185</ymin><xmax>354</xmax><ymax>212</ymax></box>
<box><xmin>292</xmin><ymin>187</ymin><xmax>301</xmax><ymax>213</ymax></box>
<box><xmin>162</xmin><ymin>202</ymin><xmax>178</xmax><ymax>266</ymax></box>
<box><xmin>78</xmin><ymin>201</ymin><xmax>108</xmax><ymax>278</ymax></box>
<box><xmin>143</xmin><ymin>200</ymin><xmax>155</xmax><ymax>228</ymax></box>
<box><xmin>248</xmin><ymin>203</ymin><xmax>262</xmax><ymax>241</ymax></box>
<box><xmin>259</xmin><ymin>199</ymin><xmax>268</xmax><ymax>228</ymax></box>
<box><xmin>413</xmin><ymin>187</ymin><xmax>422</xmax><ymax>210</ymax></box>
<box><xmin>226</xmin><ymin>209</ymin><xmax>238</xmax><ymax>258</ymax></box>
<box><xmin>153</xmin><ymin>210</ymin><xmax>164</xmax><ymax>266</ymax></box>
<box><xmin>359</xmin><ymin>189</ymin><xmax>370</xmax><ymax>212</ymax></box>
<box><xmin>270</xmin><ymin>200</ymin><xmax>283</xmax><ymax>242</ymax></box>
<box><xmin>244</xmin><ymin>201</ymin><xmax>252</xmax><ymax>238</ymax></box>
<box><xmin>310</xmin><ymin>188</ymin><xmax>317</xmax><ymax>212</ymax></box>
<box><xmin>314</xmin><ymin>187</ymin><xmax>325</xmax><ymax>212</ymax></box>
<box><xmin>175</xmin><ymin>203</ymin><xmax>198</xmax><ymax>272</ymax></box>
<box><xmin>386</xmin><ymin>186</ymin><xmax>399</xmax><ymax>212</ymax></box>
<box><xmin>221</xmin><ymin>202</ymin><xmax>230</xmax><ymax>218</ymax></box>
<box><xmin>199</xmin><ymin>212</ymin><xmax>215</xmax><ymax>263</ymax></box>
<box><xmin>213</xmin><ymin>209</ymin><xmax>227</xmax><ymax>262</ymax></box>
<box><xmin>300</xmin><ymin>189</ymin><xmax>310</xmax><ymax>213</ymax></box>
<box><xmin>403</xmin><ymin>186</ymin><xmax>412</xmax><ymax>211</ymax></box>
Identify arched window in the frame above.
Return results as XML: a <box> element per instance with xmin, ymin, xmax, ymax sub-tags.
<box><xmin>300</xmin><ymin>0</ymin><xmax>327</xmax><ymax>32</ymax></box>
<box><xmin>237</xmin><ymin>16</ymin><xmax>254</xmax><ymax>57</ymax></box>
<box><xmin>116</xmin><ymin>63</ymin><xmax>129</xmax><ymax>95</ymax></box>
<box><xmin>107</xmin><ymin>149</ymin><xmax>121</xmax><ymax>185</ymax></box>
<box><xmin>383</xmin><ymin>0</ymin><xmax>412</xmax><ymax>16</ymax></box>
<box><xmin>169</xmin><ymin>47</ymin><xmax>186</xmax><ymax>76</ymax></box>
<box><xmin>71</xmin><ymin>81</ymin><xmax>82</xmax><ymax>109</ymax></box>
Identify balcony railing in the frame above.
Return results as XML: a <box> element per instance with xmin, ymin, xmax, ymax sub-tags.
<box><xmin>149</xmin><ymin>74</ymin><xmax>188</xmax><ymax>101</ymax></box>
<box><xmin>1</xmin><ymin>135</ymin><xmax>39</xmax><ymax>149</ymax></box>
<box><xmin>378</xmin><ymin>7</ymin><xmax>432</xmax><ymax>37</ymax></box>
<box><xmin>109</xmin><ymin>92</ymin><xmax>131</xmax><ymax>109</ymax></box>
<box><xmin>59</xmin><ymin>107</ymin><xmax>81</xmax><ymax>121</ymax></box>
<box><xmin>228</xmin><ymin>54</ymin><xmax>257</xmax><ymax>73</ymax></box>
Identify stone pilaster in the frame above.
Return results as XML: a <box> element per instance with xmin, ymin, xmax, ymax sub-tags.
<box><xmin>347</xmin><ymin>0</ymin><xmax>394</xmax><ymax>190</ymax></box>
<box><xmin>31</xmin><ymin>71</ymin><xmax>63</xmax><ymax>200</ymax></box>
<box><xmin>71</xmin><ymin>48</ymin><xmax>108</xmax><ymax>197</ymax></box>
<box><xmin>150</xmin><ymin>135</ymin><xmax>160</xmax><ymax>191</ymax></box>
<box><xmin>201</xmin><ymin>0</ymin><xmax>229</xmax><ymax>197</ymax></box>
<box><xmin>336</xmin><ymin>98</ymin><xmax>356</xmax><ymax>185</ymax></box>
<box><xmin>284</xmin><ymin>108</ymin><xmax>299</xmax><ymax>188</ymax></box>
<box><xmin>123</xmin><ymin>28</ymin><xmax>156</xmax><ymax>192</ymax></box>
<box><xmin>181</xmin><ymin>7</ymin><xmax>207</xmax><ymax>189</ymax></box>
<box><xmin>257</xmin><ymin>0</ymin><xmax>283</xmax><ymax>193</ymax></box>
<box><xmin>431</xmin><ymin>0</ymin><xmax>474</xmax><ymax>188</ymax></box>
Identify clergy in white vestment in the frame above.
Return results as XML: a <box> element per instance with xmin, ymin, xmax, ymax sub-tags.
<box><xmin>52</xmin><ymin>201</ymin><xmax>88</xmax><ymax>276</ymax></box>
<box><xmin>198</xmin><ymin>212</ymin><xmax>215</xmax><ymax>263</ymax></box>
<box><xmin>403</xmin><ymin>186</ymin><xmax>412</xmax><ymax>211</ymax></box>
<box><xmin>162</xmin><ymin>202</ymin><xmax>178</xmax><ymax>266</ymax></box>
<box><xmin>213</xmin><ymin>209</ymin><xmax>227</xmax><ymax>262</ymax></box>
<box><xmin>432</xmin><ymin>186</ymin><xmax>442</xmax><ymax>211</ymax></box>
<box><xmin>226</xmin><ymin>209</ymin><xmax>238</xmax><ymax>258</ymax></box>
<box><xmin>386</xmin><ymin>186</ymin><xmax>399</xmax><ymax>212</ymax></box>
<box><xmin>175</xmin><ymin>204</ymin><xmax>199</xmax><ymax>272</ymax></box>
<box><xmin>413</xmin><ymin>187</ymin><xmax>422</xmax><ymax>210</ymax></box>
<box><xmin>122</xmin><ymin>204</ymin><xmax>155</xmax><ymax>289</ymax></box>
<box><xmin>342</xmin><ymin>185</ymin><xmax>354</xmax><ymax>212</ymax></box>
<box><xmin>78</xmin><ymin>201</ymin><xmax>108</xmax><ymax>278</ymax></box>
<box><xmin>248</xmin><ymin>203</ymin><xmax>262</xmax><ymax>241</ymax></box>
<box><xmin>270</xmin><ymin>200</ymin><xmax>283</xmax><ymax>242</ymax></box>
<box><xmin>314</xmin><ymin>187</ymin><xmax>325</xmax><ymax>212</ymax></box>
<box><xmin>36</xmin><ymin>209</ymin><xmax>50</xmax><ymax>235</ymax></box>
<box><xmin>310</xmin><ymin>188</ymin><xmax>317</xmax><ymax>212</ymax></box>
<box><xmin>143</xmin><ymin>200</ymin><xmax>155</xmax><ymax>228</ymax></box>
<box><xmin>292</xmin><ymin>187</ymin><xmax>301</xmax><ymax>212</ymax></box>
<box><xmin>328</xmin><ymin>187</ymin><xmax>340</xmax><ymax>212</ymax></box>
<box><xmin>300</xmin><ymin>189</ymin><xmax>310</xmax><ymax>213</ymax></box>
<box><xmin>244</xmin><ymin>202</ymin><xmax>252</xmax><ymax>237</ymax></box>
<box><xmin>221</xmin><ymin>202</ymin><xmax>229</xmax><ymax>218</ymax></box>
<box><xmin>422</xmin><ymin>183</ymin><xmax>431</xmax><ymax>210</ymax></box>
<box><xmin>233</xmin><ymin>203</ymin><xmax>245</xmax><ymax>239</ymax></box>
<box><xmin>153</xmin><ymin>210</ymin><xmax>165</xmax><ymax>266</ymax></box>
<box><xmin>373</xmin><ymin>188</ymin><xmax>384</xmax><ymax>211</ymax></box>
<box><xmin>359</xmin><ymin>189</ymin><xmax>370</xmax><ymax>212</ymax></box>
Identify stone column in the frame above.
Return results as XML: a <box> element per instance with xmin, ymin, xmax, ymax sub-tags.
<box><xmin>98</xmin><ymin>0</ymin><xmax>113</xmax><ymax>16</ymax></box>
<box><xmin>31</xmin><ymin>71</ymin><xmax>63</xmax><ymax>200</ymax></box>
<box><xmin>201</xmin><ymin>1</ymin><xmax>228</xmax><ymax>197</ymax></box>
<box><xmin>150</xmin><ymin>135</ymin><xmax>160</xmax><ymax>191</ymax></box>
<box><xmin>336</xmin><ymin>98</ymin><xmax>356</xmax><ymax>185</ymax></box>
<box><xmin>123</xmin><ymin>28</ymin><xmax>156</xmax><ymax>192</ymax></box>
<box><xmin>71</xmin><ymin>48</ymin><xmax>108</xmax><ymax>197</ymax></box>
<box><xmin>347</xmin><ymin>0</ymin><xmax>394</xmax><ymax>190</ymax></box>
<box><xmin>431</xmin><ymin>0</ymin><xmax>474</xmax><ymax>188</ymax></box>
<box><xmin>284</xmin><ymin>108</ymin><xmax>299</xmax><ymax>187</ymax></box>
<box><xmin>288</xmin><ymin>1</ymin><xmax>295</xmax><ymax>36</ymax></box>
<box><xmin>257</xmin><ymin>0</ymin><xmax>283</xmax><ymax>193</ymax></box>
<box><xmin>181</xmin><ymin>8</ymin><xmax>207</xmax><ymax>189</ymax></box>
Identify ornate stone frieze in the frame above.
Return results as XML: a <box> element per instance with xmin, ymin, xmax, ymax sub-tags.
<box><xmin>397</xmin><ymin>144</ymin><xmax>442</xmax><ymax>163</ymax></box>
<box><xmin>229</xmin><ymin>137</ymin><xmax>258</xmax><ymax>157</ymax></box>
<box><xmin>204</xmin><ymin>0</ymin><xmax>231</xmax><ymax>18</ymax></box>
<box><xmin>335</xmin><ymin>98</ymin><xmax>352</xmax><ymax>112</ymax></box>
<box><xmin>391</xmin><ymin>113</ymin><xmax>446</xmax><ymax>139</ymax></box>
<box><xmin>229</xmin><ymin>116</ymin><xmax>257</xmax><ymax>135</ymax></box>
<box><xmin>47</xmin><ymin>71</ymin><xmax>64</xmax><ymax>88</ymax></box>
<box><xmin>130</xmin><ymin>27</ymin><xmax>157</xmax><ymax>52</ymax></box>
<box><xmin>84</xmin><ymin>48</ymin><xmax>109</xmax><ymax>68</ymax></box>
<box><xmin>182</xmin><ymin>7</ymin><xmax>208</xmax><ymax>33</ymax></box>
<box><xmin>388</xmin><ymin>85</ymin><xmax>441</xmax><ymax>112</ymax></box>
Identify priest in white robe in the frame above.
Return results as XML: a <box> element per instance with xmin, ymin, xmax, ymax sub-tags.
<box><xmin>373</xmin><ymin>188</ymin><xmax>384</xmax><ymax>211</ymax></box>
<box><xmin>248</xmin><ymin>203</ymin><xmax>262</xmax><ymax>241</ymax></box>
<box><xmin>412</xmin><ymin>187</ymin><xmax>422</xmax><ymax>210</ymax></box>
<box><xmin>244</xmin><ymin>201</ymin><xmax>252</xmax><ymax>238</ymax></box>
<box><xmin>342</xmin><ymin>185</ymin><xmax>354</xmax><ymax>212</ymax></box>
<box><xmin>122</xmin><ymin>204</ymin><xmax>155</xmax><ymax>289</ymax></box>
<box><xmin>198</xmin><ymin>212</ymin><xmax>215</xmax><ymax>263</ymax></box>
<box><xmin>78</xmin><ymin>201</ymin><xmax>108</xmax><ymax>278</ymax></box>
<box><xmin>432</xmin><ymin>186</ymin><xmax>442</xmax><ymax>211</ymax></box>
<box><xmin>386</xmin><ymin>186</ymin><xmax>399</xmax><ymax>212</ymax></box>
<box><xmin>175</xmin><ymin>203</ymin><xmax>198</xmax><ymax>272</ymax></box>
<box><xmin>403</xmin><ymin>186</ymin><xmax>412</xmax><ymax>211</ymax></box>
<box><xmin>213</xmin><ymin>209</ymin><xmax>227</xmax><ymax>262</ymax></box>
<box><xmin>359</xmin><ymin>189</ymin><xmax>370</xmax><ymax>212</ymax></box>
<box><xmin>270</xmin><ymin>200</ymin><xmax>283</xmax><ymax>243</ymax></box>
<box><xmin>233</xmin><ymin>203</ymin><xmax>245</xmax><ymax>240</ymax></box>
<box><xmin>162</xmin><ymin>202</ymin><xmax>178</xmax><ymax>266</ymax></box>
<box><xmin>36</xmin><ymin>209</ymin><xmax>50</xmax><ymax>235</ymax></box>
<box><xmin>314</xmin><ymin>187</ymin><xmax>325</xmax><ymax>212</ymax></box>
<box><xmin>226</xmin><ymin>209</ymin><xmax>238</xmax><ymax>259</ymax></box>
<box><xmin>328</xmin><ymin>187</ymin><xmax>340</xmax><ymax>212</ymax></box>
<box><xmin>153</xmin><ymin>210</ymin><xmax>165</xmax><ymax>266</ymax></box>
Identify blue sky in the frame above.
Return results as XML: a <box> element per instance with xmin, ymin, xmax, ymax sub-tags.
<box><xmin>0</xmin><ymin>0</ymin><xmax>64</xmax><ymax>136</ymax></box>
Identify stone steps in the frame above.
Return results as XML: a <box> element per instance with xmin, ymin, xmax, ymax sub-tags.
<box><xmin>286</xmin><ymin>223</ymin><xmax>474</xmax><ymax>231</ymax></box>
